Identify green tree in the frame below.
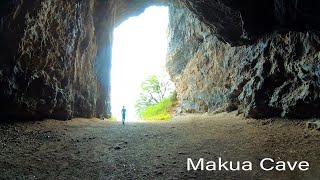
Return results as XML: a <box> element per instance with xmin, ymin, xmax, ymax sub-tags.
<box><xmin>135</xmin><ymin>74</ymin><xmax>173</xmax><ymax>111</ymax></box>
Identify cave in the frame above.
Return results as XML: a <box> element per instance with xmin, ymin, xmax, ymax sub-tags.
<box><xmin>1</xmin><ymin>0</ymin><xmax>320</xmax><ymax>120</ymax></box>
<box><xmin>1</xmin><ymin>0</ymin><xmax>320</xmax><ymax>179</ymax></box>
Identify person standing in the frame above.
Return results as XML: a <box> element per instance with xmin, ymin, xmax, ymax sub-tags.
<box><xmin>121</xmin><ymin>106</ymin><xmax>126</xmax><ymax>125</ymax></box>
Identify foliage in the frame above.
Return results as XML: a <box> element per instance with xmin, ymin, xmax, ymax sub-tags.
<box><xmin>138</xmin><ymin>92</ymin><xmax>177</xmax><ymax>120</ymax></box>
<box><xmin>135</xmin><ymin>74</ymin><xmax>174</xmax><ymax>112</ymax></box>
<box><xmin>107</xmin><ymin>115</ymin><xmax>117</xmax><ymax>121</ymax></box>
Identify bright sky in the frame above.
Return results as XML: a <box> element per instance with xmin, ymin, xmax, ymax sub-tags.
<box><xmin>111</xmin><ymin>6</ymin><xmax>169</xmax><ymax>121</ymax></box>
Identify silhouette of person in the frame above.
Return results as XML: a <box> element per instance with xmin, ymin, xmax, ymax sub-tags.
<box><xmin>121</xmin><ymin>106</ymin><xmax>126</xmax><ymax>125</ymax></box>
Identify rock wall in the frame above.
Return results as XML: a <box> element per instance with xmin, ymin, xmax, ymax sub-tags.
<box><xmin>0</xmin><ymin>0</ymin><xmax>114</xmax><ymax>120</ymax></box>
<box><xmin>167</xmin><ymin>4</ymin><xmax>320</xmax><ymax>118</ymax></box>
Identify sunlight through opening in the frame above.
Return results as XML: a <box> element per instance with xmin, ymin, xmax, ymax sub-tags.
<box><xmin>111</xmin><ymin>6</ymin><xmax>169</xmax><ymax>122</ymax></box>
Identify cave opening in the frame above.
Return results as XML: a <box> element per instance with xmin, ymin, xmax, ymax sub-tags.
<box><xmin>110</xmin><ymin>6</ymin><xmax>171</xmax><ymax>121</ymax></box>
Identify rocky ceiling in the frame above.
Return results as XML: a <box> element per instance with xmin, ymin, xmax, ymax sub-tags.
<box><xmin>177</xmin><ymin>0</ymin><xmax>320</xmax><ymax>45</ymax></box>
<box><xmin>112</xmin><ymin>0</ymin><xmax>320</xmax><ymax>45</ymax></box>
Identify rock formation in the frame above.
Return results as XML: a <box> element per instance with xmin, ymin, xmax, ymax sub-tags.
<box><xmin>167</xmin><ymin>2</ymin><xmax>320</xmax><ymax>118</ymax></box>
<box><xmin>0</xmin><ymin>0</ymin><xmax>114</xmax><ymax>120</ymax></box>
<box><xmin>1</xmin><ymin>0</ymin><xmax>320</xmax><ymax>120</ymax></box>
<box><xmin>178</xmin><ymin>0</ymin><xmax>320</xmax><ymax>45</ymax></box>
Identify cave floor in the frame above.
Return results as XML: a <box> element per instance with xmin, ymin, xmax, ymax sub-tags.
<box><xmin>0</xmin><ymin>112</ymin><xmax>319</xmax><ymax>179</ymax></box>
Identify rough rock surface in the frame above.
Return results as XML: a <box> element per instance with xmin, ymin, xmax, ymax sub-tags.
<box><xmin>167</xmin><ymin>5</ymin><xmax>320</xmax><ymax>118</ymax></box>
<box><xmin>0</xmin><ymin>0</ymin><xmax>113</xmax><ymax>120</ymax></box>
<box><xmin>179</xmin><ymin>0</ymin><xmax>320</xmax><ymax>45</ymax></box>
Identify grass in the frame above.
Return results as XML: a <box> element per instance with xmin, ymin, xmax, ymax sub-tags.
<box><xmin>107</xmin><ymin>115</ymin><xmax>117</xmax><ymax>121</ymax></box>
<box><xmin>138</xmin><ymin>94</ymin><xmax>177</xmax><ymax>120</ymax></box>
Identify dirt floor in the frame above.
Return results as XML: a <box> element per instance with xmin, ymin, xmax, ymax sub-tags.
<box><xmin>0</xmin><ymin>112</ymin><xmax>319</xmax><ymax>179</ymax></box>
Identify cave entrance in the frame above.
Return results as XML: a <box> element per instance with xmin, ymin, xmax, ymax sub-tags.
<box><xmin>111</xmin><ymin>6</ymin><xmax>171</xmax><ymax>122</ymax></box>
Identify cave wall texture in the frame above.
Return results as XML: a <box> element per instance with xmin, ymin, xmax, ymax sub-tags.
<box><xmin>0</xmin><ymin>0</ymin><xmax>114</xmax><ymax>120</ymax></box>
<box><xmin>167</xmin><ymin>1</ymin><xmax>320</xmax><ymax>118</ymax></box>
<box><xmin>1</xmin><ymin>0</ymin><xmax>320</xmax><ymax>120</ymax></box>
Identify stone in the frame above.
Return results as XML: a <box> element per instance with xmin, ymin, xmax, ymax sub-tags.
<box><xmin>167</xmin><ymin>4</ymin><xmax>320</xmax><ymax>119</ymax></box>
<box><xmin>0</xmin><ymin>0</ymin><xmax>113</xmax><ymax>120</ymax></box>
<box><xmin>307</xmin><ymin>120</ymin><xmax>320</xmax><ymax>130</ymax></box>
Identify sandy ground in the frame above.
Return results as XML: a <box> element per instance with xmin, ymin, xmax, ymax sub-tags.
<box><xmin>0</xmin><ymin>112</ymin><xmax>319</xmax><ymax>179</ymax></box>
